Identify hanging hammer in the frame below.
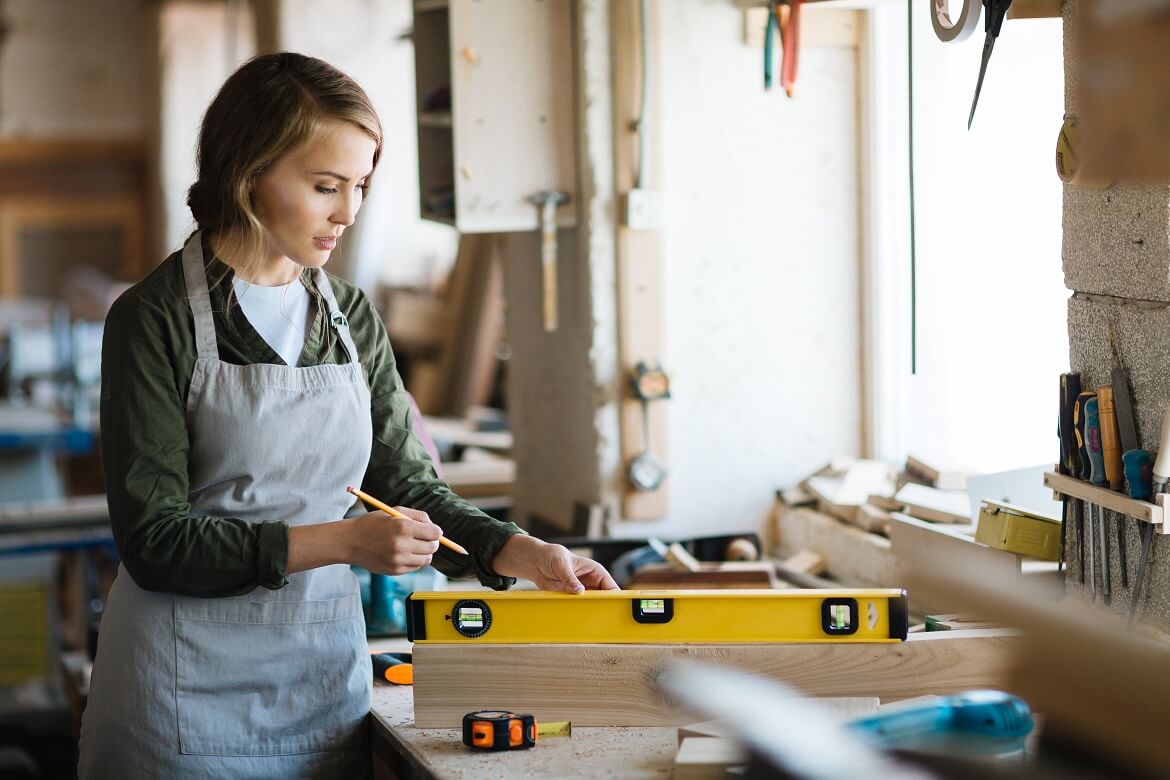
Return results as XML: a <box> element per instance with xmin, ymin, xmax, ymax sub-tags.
<box><xmin>527</xmin><ymin>190</ymin><xmax>569</xmax><ymax>332</ymax></box>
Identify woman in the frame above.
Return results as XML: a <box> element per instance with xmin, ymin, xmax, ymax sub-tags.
<box><xmin>79</xmin><ymin>52</ymin><xmax>616</xmax><ymax>778</ymax></box>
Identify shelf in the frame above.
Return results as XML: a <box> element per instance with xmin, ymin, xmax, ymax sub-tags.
<box><xmin>420</xmin><ymin>209</ymin><xmax>456</xmax><ymax>227</ymax></box>
<box><xmin>414</xmin><ymin>0</ymin><xmax>448</xmax><ymax>12</ymax></box>
<box><xmin>417</xmin><ymin>111</ymin><xmax>452</xmax><ymax>129</ymax></box>
<box><xmin>1043</xmin><ymin>471</ymin><xmax>1167</xmax><ymax>532</ymax></box>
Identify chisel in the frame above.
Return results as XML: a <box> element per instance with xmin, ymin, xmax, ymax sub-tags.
<box><xmin>1086</xmin><ymin>398</ymin><xmax>1110</xmax><ymax>604</ymax></box>
<box><xmin>1076</xmin><ymin>393</ymin><xmax>1097</xmax><ymax>596</ymax></box>
<box><xmin>1059</xmin><ymin>373</ymin><xmax>1082</xmax><ymax>576</ymax></box>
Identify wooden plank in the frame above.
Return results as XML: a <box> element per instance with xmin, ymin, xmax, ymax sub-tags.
<box><xmin>888</xmin><ymin>512</ymin><xmax>1019</xmax><ymax>617</ymax></box>
<box><xmin>412</xmin><ymin>631</ymin><xmax>1021</xmax><ymax>727</ymax></box>
<box><xmin>613</xmin><ymin>0</ymin><xmax>667</xmax><ymax>520</ymax></box>
<box><xmin>673</xmin><ymin>737</ymin><xmax>746</xmax><ymax>779</ymax></box>
<box><xmin>1044</xmin><ymin>471</ymin><xmax>1162</xmax><ymax>528</ymax></box>
<box><xmin>915</xmin><ymin>560</ymin><xmax>1170</xmax><ymax>777</ymax></box>
<box><xmin>780</xmin><ymin>549</ymin><xmax>826</xmax><ymax>576</ymax></box>
<box><xmin>894</xmin><ymin>483</ymin><xmax>970</xmax><ymax>525</ymax></box>
<box><xmin>630</xmin><ymin>562</ymin><xmax>777</xmax><ymax>590</ymax></box>
<box><xmin>773</xmin><ymin>505</ymin><xmax>897</xmax><ymax>588</ymax></box>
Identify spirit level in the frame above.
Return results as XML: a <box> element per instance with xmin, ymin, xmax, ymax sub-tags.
<box><xmin>407</xmin><ymin>589</ymin><xmax>909</xmax><ymax>644</ymax></box>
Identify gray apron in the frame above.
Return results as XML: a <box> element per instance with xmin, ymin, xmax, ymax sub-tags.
<box><xmin>79</xmin><ymin>233</ymin><xmax>374</xmax><ymax>778</ymax></box>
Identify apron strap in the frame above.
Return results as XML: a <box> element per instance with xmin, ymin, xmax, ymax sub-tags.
<box><xmin>312</xmin><ymin>268</ymin><xmax>361</xmax><ymax>364</ymax></box>
<box><xmin>181</xmin><ymin>232</ymin><xmax>220</xmax><ymax>360</ymax></box>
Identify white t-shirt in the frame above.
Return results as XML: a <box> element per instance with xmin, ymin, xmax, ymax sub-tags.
<box><xmin>232</xmin><ymin>276</ymin><xmax>313</xmax><ymax>367</ymax></box>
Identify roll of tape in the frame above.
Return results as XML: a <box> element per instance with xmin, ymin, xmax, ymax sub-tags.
<box><xmin>932</xmin><ymin>0</ymin><xmax>982</xmax><ymax>43</ymax></box>
<box><xmin>1055</xmin><ymin>114</ymin><xmax>1080</xmax><ymax>183</ymax></box>
<box><xmin>1056</xmin><ymin>114</ymin><xmax>1114</xmax><ymax>189</ymax></box>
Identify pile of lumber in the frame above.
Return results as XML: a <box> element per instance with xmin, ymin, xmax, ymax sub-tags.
<box><xmin>779</xmin><ymin>455</ymin><xmax>972</xmax><ymax>537</ymax></box>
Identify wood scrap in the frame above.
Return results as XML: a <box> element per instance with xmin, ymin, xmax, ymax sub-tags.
<box><xmin>894</xmin><ymin>483</ymin><xmax>971</xmax><ymax>525</ymax></box>
<box><xmin>665</xmin><ymin>542</ymin><xmax>702</xmax><ymax>572</ymax></box>
<box><xmin>677</xmin><ymin>720</ymin><xmax>733</xmax><ymax>745</ymax></box>
<box><xmin>630</xmin><ymin>562</ymin><xmax>776</xmax><ymax>590</ymax></box>
<box><xmin>867</xmin><ymin>494</ymin><xmax>904</xmax><ymax>513</ymax></box>
<box><xmin>412</xmin><ymin>631</ymin><xmax>1022</xmax><ymax>727</ymax></box>
<box><xmin>902</xmin><ymin>455</ymin><xmax>968</xmax><ymax>492</ymax></box>
<box><xmin>853</xmin><ymin>504</ymin><xmax>891</xmax><ymax>536</ymax></box>
<box><xmin>673</xmin><ymin>737</ymin><xmax>746</xmax><ymax>779</ymax></box>
<box><xmin>780</xmin><ymin>549</ymin><xmax>826</xmax><ymax>576</ymax></box>
<box><xmin>778</xmin><ymin>484</ymin><xmax>815</xmax><ymax>507</ymax></box>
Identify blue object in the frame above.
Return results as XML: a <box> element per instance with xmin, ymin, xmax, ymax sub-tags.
<box><xmin>354</xmin><ymin>567</ymin><xmax>446</xmax><ymax>636</ymax></box>
<box><xmin>848</xmin><ymin>690</ymin><xmax>1033</xmax><ymax>754</ymax></box>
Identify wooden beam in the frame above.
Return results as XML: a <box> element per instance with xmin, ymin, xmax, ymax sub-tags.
<box><xmin>412</xmin><ymin>630</ymin><xmax>1020</xmax><ymax>727</ymax></box>
<box><xmin>613</xmin><ymin>0</ymin><xmax>668</xmax><ymax>520</ymax></box>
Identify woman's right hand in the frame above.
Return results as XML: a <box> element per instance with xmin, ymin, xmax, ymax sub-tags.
<box><xmin>346</xmin><ymin>507</ymin><xmax>442</xmax><ymax>575</ymax></box>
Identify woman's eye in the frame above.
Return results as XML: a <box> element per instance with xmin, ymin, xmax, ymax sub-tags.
<box><xmin>316</xmin><ymin>185</ymin><xmax>338</xmax><ymax>194</ymax></box>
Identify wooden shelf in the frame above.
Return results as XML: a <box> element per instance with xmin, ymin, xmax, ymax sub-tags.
<box><xmin>1043</xmin><ymin>471</ymin><xmax>1166</xmax><ymax>532</ymax></box>
<box><xmin>417</xmin><ymin>110</ymin><xmax>452</xmax><ymax>129</ymax></box>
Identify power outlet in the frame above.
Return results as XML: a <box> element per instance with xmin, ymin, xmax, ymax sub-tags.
<box><xmin>623</xmin><ymin>188</ymin><xmax>662</xmax><ymax>231</ymax></box>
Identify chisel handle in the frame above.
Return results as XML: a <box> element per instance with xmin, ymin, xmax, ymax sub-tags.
<box><xmin>1075</xmin><ymin>392</ymin><xmax>1097</xmax><ymax>481</ymax></box>
<box><xmin>1059</xmin><ymin>373</ymin><xmax>1081</xmax><ymax>476</ymax></box>
<box><xmin>1085</xmin><ymin>397</ymin><xmax>1106</xmax><ymax>487</ymax></box>
<box><xmin>1097</xmin><ymin>386</ymin><xmax>1124</xmax><ymax>490</ymax></box>
<box><xmin>1124</xmin><ymin>449</ymin><xmax>1153</xmax><ymax>500</ymax></box>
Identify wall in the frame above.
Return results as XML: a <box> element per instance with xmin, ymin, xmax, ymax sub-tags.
<box><xmin>0</xmin><ymin>0</ymin><xmax>147</xmax><ymax>139</ymax></box>
<box><xmin>614</xmin><ymin>2</ymin><xmax>863</xmax><ymax>538</ymax></box>
<box><xmin>277</xmin><ymin>0</ymin><xmax>457</xmax><ymax>291</ymax></box>
<box><xmin>1061</xmin><ymin>0</ymin><xmax>1170</xmax><ymax>625</ymax></box>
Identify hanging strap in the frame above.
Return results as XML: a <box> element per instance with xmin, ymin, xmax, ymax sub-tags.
<box><xmin>312</xmin><ymin>267</ymin><xmax>361</xmax><ymax>365</ymax></box>
<box><xmin>181</xmin><ymin>232</ymin><xmax>220</xmax><ymax>360</ymax></box>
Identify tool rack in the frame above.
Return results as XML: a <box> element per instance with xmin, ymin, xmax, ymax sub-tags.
<box><xmin>1043</xmin><ymin>471</ymin><xmax>1169</xmax><ymax>535</ymax></box>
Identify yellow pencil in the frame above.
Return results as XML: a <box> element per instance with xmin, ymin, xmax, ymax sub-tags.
<box><xmin>346</xmin><ymin>486</ymin><xmax>469</xmax><ymax>556</ymax></box>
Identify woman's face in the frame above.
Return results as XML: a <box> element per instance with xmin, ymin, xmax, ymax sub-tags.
<box><xmin>249</xmin><ymin>119</ymin><xmax>376</xmax><ymax>285</ymax></box>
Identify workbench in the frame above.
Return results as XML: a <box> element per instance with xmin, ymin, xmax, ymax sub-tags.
<box><xmin>370</xmin><ymin>685</ymin><xmax>679</xmax><ymax>779</ymax></box>
<box><xmin>367</xmin><ymin>635</ymin><xmax>681</xmax><ymax>779</ymax></box>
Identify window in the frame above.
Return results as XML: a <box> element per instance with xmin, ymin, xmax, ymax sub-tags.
<box><xmin>864</xmin><ymin>7</ymin><xmax>1068</xmax><ymax>474</ymax></box>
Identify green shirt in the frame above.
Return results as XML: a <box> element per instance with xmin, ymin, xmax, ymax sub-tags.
<box><xmin>100</xmin><ymin>242</ymin><xmax>522</xmax><ymax>597</ymax></box>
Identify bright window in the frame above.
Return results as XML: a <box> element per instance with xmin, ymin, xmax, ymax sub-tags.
<box><xmin>865</xmin><ymin>6</ymin><xmax>1068</xmax><ymax>474</ymax></box>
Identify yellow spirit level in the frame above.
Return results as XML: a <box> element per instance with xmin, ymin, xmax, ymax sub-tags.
<box><xmin>407</xmin><ymin>589</ymin><xmax>909</xmax><ymax>644</ymax></box>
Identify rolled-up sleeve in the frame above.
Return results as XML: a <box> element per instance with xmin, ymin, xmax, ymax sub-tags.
<box><xmin>100</xmin><ymin>292</ymin><xmax>289</xmax><ymax>597</ymax></box>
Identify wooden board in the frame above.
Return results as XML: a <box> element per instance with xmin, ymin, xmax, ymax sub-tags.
<box><xmin>888</xmin><ymin>513</ymin><xmax>1020</xmax><ymax>617</ymax></box>
<box><xmin>630</xmin><ymin>562</ymin><xmax>777</xmax><ymax>590</ymax></box>
<box><xmin>613</xmin><ymin>0</ymin><xmax>667</xmax><ymax>520</ymax></box>
<box><xmin>412</xmin><ymin>630</ymin><xmax>1020</xmax><ymax>727</ymax></box>
<box><xmin>772</xmin><ymin>505</ymin><xmax>897</xmax><ymax>588</ymax></box>
<box><xmin>894</xmin><ymin>483</ymin><xmax>971</xmax><ymax>525</ymax></box>
<box><xmin>914</xmin><ymin>559</ymin><xmax>1170</xmax><ymax>777</ymax></box>
<box><xmin>673</xmin><ymin>737</ymin><xmax>746</xmax><ymax>779</ymax></box>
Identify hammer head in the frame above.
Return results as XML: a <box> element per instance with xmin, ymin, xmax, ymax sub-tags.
<box><xmin>527</xmin><ymin>190</ymin><xmax>570</xmax><ymax>207</ymax></box>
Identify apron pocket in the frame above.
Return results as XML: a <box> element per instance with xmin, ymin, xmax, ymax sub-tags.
<box><xmin>174</xmin><ymin>592</ymin><xmax>369</xmax><ymax>756</ymax></box>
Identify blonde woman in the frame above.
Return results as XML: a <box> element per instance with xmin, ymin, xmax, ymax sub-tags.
<box><xmin>79</xmin><ymin>52</ymin><xmax>616</xmax><ymax>778</ymax></box>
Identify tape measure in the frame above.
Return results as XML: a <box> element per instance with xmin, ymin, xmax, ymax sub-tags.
<box><xmin>1056</xmin><ymin>114</ymin><xmax>1113</xmax><ymax>189</ymax></box>
<box><xmin>462</xmin><ymin>710</ymin><xmax>571</xmax><ymax>751</ymax></box>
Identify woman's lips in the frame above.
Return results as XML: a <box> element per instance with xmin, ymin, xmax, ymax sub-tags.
<box><xmin>314</xmin><ymin>236</ymin><xmax>337</xmax><ymax>251</ymax></box>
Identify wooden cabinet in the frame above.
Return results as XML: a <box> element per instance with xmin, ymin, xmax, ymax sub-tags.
<box><xmin>413</xmin><ymin>0</ymin><xmax>576</xmax><ymax>232</ymax></box>
<box><xmin>0</xmin><ymin>142</ymin><xmax>146</xmax><ymax>298</ymax></box>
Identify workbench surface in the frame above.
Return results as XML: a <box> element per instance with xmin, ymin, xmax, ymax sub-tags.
<box><xmin>369</xmin><ymin>683</ymin><xmax>679</xmax><ymax>779</ymax></box>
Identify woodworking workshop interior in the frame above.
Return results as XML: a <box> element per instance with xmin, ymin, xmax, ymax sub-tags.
<box><xmin>2</xmin><ymin>0</ymin><xmax>1168</xmax><ymax>778</ymax></box>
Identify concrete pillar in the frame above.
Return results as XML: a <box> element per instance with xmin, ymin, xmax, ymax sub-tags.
<box><xmin>1063</xmin><ymin>0</ymin><xmax>1170</xmax><ymax>622</ymax></box>
<box><xmin>502</xmin><ymin>0</ymin><xmax>623</xmax><ymax>532</ymax></box>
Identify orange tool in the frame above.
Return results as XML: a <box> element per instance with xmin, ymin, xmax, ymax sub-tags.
<box><xmin>779</xmin><ymin>0</ymin><xmax>803</xmax><ymax>97</ymax></box>
<box><xmin>1097</xmin><ymin>385</ymin><xmax>1124</xmax><ymax>491</ymax></box>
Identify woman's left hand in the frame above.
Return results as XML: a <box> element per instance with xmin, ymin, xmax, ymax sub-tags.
<box><xmin>491</xmin><ymin>534</ymin><xmax>619</xmax><ymax>594</ymax></box>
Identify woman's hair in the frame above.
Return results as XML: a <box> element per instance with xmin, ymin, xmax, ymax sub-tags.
<box><xmin>187</xmin><ymin>52</ymin><xmax>382</xmax><ymax>281</ymax></box>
